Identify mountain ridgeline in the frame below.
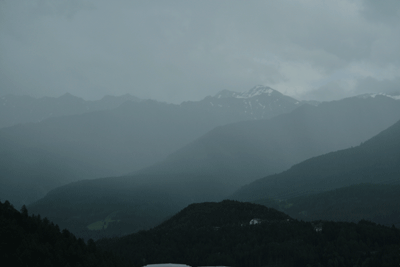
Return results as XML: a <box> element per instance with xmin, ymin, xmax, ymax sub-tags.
<box><xmin>0</xmin><ymin>93</ymin><xmax>141</xmax><ymax>129</ymax></box>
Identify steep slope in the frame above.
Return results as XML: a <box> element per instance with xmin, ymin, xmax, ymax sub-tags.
<box><xmin>231</xmin><ymin>118</ymin><xmax>400</xmax><ymax>201</ymax></box>
<box><xmin>96</xmin><ymin>200</ymin><xmax>400</xmax><ymax>267</ymax></box>
<box><xmin>141</xmin><ymin>95</ymin><xmax>400</xmax><ymax>186</ymax></box>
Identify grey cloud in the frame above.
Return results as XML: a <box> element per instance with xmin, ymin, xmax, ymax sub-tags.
<box><xmin>354</xmin><ymin>76</ymin><xmax>400</xmax><ymax>95</ymax></box>
<box><xmin>1</xmin><ymin>0</ymin><xmax>400</xmax><ymax>103</ymax></box>
<box><xmin>300</xmin><ymin>81</ymin><xmax>351</xmax><ymax>102</ymax></box>
<box><xmin>361</xmin><ymin>0</ymin><xmax>400</xmax><ymax>24</ymax></box>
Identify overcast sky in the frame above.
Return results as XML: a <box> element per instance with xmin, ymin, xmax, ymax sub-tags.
<box><xmin>1</xmin><ymin>0</ymin><xmax>400</xmax><ymax>103</ymax></box>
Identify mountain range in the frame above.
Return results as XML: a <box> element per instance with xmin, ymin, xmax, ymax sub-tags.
<box><xmin>28</xmin><ymin>93</ymin><xmax>400</xmax><ymax>240</ymax></box>
<box><xmin>1</xmin><ymin>85</ymin><xmax>305</xmax><ymax>206</ymax></box>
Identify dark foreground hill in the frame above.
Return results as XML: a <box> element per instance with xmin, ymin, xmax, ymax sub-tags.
<box><xmin>231</xmin><ymin>117</ymin><xmax>400</xmax><ymax>201</ymax></box>
<box><xmin>253</xmin><ymin>183</ymin><xmax>400</xmax><ymax>227</ymax></box>
<box><xmin>97</xmin><ymin>200</ymin><xmax>400</xmax><ymax>267</ymax></box>
<box><xmin>0</xmin><ymin>200</ymin><xmax>127</xmax><ymax>267</ymax></box>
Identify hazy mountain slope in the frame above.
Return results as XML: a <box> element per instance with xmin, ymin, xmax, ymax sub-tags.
<box><xmin>0</xmin><ymin>98</ymin><xmax>250</xmax><ymax>178</ymax></box>
<box><xmin>141</xmin><ymin>95</ymin><xmax>400</xmax><ymax>186</ymax></box>
<box><xmin>28</xmin><ymin>94</ymin><xmax>400</xmax><ymax>240</ymax></box>
<box><xmin>231</xmin><ymin>118</ymin><xmax>400</xmax><ymax>201</ymax></box>
<box><xmin>96</xmin><ymin>200</ymin><xmax>400</xmax><ymax>267</ymax></box>
<box><xmin>1</xmin><ymin>86</ymin><xmax>303</xmax><ymax>206</ymax></box>
<box><xmin>0</xmin><ymin>137</ymin><xmax>109</xmax><ymax>207</ymax></box>
<box><xmin>0</xmin><ymin>93</ymin><xmax>140</xmax><ymax>128</ymax></box>
<box><xmin>28</xmin><ymin>172</ymin><xmax>233</xmax><ymax>240</ymax></box>
<box><xmin>1</xmin><ymin>86</ymin><xmax>302</xmax><ymax>177</ymax></box>
<box><xmin>1</xmin><ymin>100</ymin><xmax>229</xmax><ymax>205</ymax></box>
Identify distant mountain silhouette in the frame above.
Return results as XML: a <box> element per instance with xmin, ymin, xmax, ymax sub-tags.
<box><xmin>0</xmin><ymin>93</ymin><xmax>141</xmax><ymax>128</ymax></box>
<box><xmin>231</xmin><ymin>118</ymin><xmax>400</xmax><ymax>201</ymax></box>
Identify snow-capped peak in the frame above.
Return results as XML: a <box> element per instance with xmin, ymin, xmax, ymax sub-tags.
<box><xmin>244</xmin><ymin>85</ymin><xmax>274</xmax><ymax>98</ymax></box>
<box><xmin>358</xmin><ymin>93</ymin><xmax>400</xmax><ymax>100</ymax></box>
<box><xmin>214</xmin><ymin>85</ymin><xmax>277</xmax><ymax>99</ymax></box>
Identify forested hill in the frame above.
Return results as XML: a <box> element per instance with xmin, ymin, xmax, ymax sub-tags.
<box><xmin>0</xmin><ymin>200</ymin><xmax>128</xmax><ymax>267</ymax></box>
<box><xmin>97</xmin><ymin>200</ymin><xmax>400</xmax><ymax>267</ymax></box>
<box><xmin>155</xmin><ymin>200</ymin><xmax>290</xmax><ymax>230</ymax></box>
<box><xmin>231</xmin><ymin>118</ymin><xmax>400</xmax><ymax>201</ymax></box>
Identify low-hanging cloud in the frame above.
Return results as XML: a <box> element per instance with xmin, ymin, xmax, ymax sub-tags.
<box><xmin>0</xmin><ymin>0</ymin><xmax>399</xmax><ymax>103</ymax></box>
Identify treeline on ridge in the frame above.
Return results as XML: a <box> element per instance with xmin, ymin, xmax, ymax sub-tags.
<box><xmin>0</xmin><ymin>200</ymin><xmax>128</xmax><ymax>267</ymax></box>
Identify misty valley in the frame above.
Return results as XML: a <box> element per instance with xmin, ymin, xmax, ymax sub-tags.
<box><xmin>1</xmin><ymin>86</ymin><xmax>400</xmax><ymax>266</ymax></box>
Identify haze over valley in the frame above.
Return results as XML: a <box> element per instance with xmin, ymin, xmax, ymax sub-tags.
<box><xmin>2</xmin><ymin>1</ymin><xmax>400</xmax><ymax>266</ymax></box>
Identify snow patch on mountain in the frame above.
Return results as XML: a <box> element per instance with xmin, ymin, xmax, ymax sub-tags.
<box><xmin>358</xmin><ymin>93</ymin><xmax>400</xmax><ymax>100</ymax></box>
<box><xmin>214</xmin><ymin>85</ymin><xmax>276</xmax><ymax>99</ymax></box>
